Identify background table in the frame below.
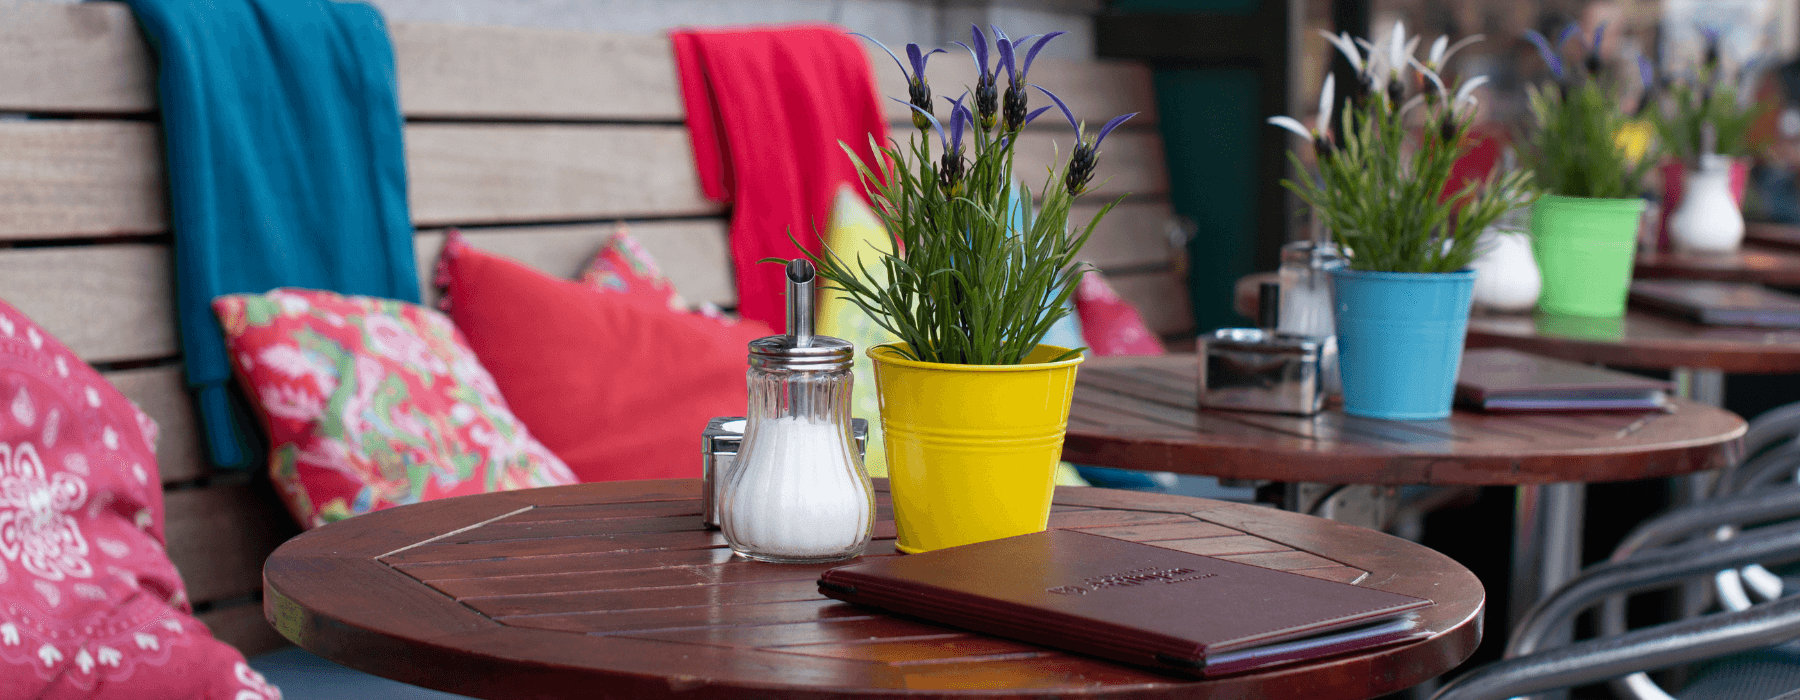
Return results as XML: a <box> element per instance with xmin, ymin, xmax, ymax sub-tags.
<box><xmin>1064</xmin><ymin>354</ymin><xmax>1745</xmax><ymax>636</ymax></box>
<box><xmin>1064</xmin><ymin>356</ymin><xmax>1744</xmax><ymax>487</ymax></box>
<box><xmin>265</xmin><ymin>480</ymin><xmax>1483</xmax><ymax>700</ymax></box>
<box><xmin>1233</xmin><ymin>271</ymin><xmax>1800</xmax><ymax>401</ymax></box>
<box><xmin>1633</xmin><ymin>245</ymin><xmax>1800</xmax><ymax>288</ymax></box>
<box><xmin>1744</xmin><ymin>221</ymin><xmax>1800</xmax><ymax>252</ymax></box>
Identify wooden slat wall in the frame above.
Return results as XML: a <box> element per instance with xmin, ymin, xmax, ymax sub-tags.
<box><xmin>0</xmin><ymin>0</ymin><xmax>1190</xmax><ymax>657</ymax></box>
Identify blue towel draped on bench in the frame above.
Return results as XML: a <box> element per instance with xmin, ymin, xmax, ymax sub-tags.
<box><xmin>123</xmin><ymin>0</ymin><xmax>421</xmax><ymax>469</ymax></box>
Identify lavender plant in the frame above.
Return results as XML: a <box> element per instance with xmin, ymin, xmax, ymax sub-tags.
<box><xmin>792</xmin><ymin>27</ymin><xmax>1135</xmax><ymax>365</ymax></box>
<box><xmin>1656</xmin><ymin>28</ymin><xmax>1770</xmax><ymax>163</ymax></box>
<box><xmin>1271</xmin><ymin>23</ymin><xmax>1534</xmax><ymax>273</ymax></box>
<box><xmin>1522</xmin><ymin>24</ymin><xmax>1658</xmax><ymax>198</ymax></box>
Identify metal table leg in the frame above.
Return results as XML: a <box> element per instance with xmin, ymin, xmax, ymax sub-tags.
<box><xmin>1512</xmin><ymin>482</ymin><xmax>1586</xmax><ymax>639</ymax></box>
<box><xmin>1672</xmin><ymin>367</ymin><xmax>1728</xmax><ymax>621</ymax></box>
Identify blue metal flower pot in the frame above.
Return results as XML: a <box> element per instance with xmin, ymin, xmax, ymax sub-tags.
<box><xmin>1330</xmin><ymin>268</ymin><xmax>1477</xmax><ymax>420</ymax></box>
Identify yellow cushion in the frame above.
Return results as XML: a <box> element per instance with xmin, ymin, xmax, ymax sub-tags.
<box><xmin>817</xmin><ymin>186</ymin><xmax>900</xmax><ymax>478</ymax></box>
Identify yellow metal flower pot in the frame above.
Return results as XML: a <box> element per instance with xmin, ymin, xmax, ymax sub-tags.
<box><xmin>869</xmin><ymin>343</ymin><xmax>1083</xmax><ymax>554</ymax></box>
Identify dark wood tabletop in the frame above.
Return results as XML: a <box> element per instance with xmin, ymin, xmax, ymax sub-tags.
<box><xmin>1234</xmin><ymin>272</ymin><xmax>1800</xmax><ymax>373</ymax></box>
<box><xmin>1633</xmin><ymin>244</ymin><xmax>1800</xmax><ymax>288</ymax></box>
<box><xmin>1062</xmin><ymin>355</ymin><xmax>1744</xmax><ymax>485</ymax></box>
<box><xmin>1463</xmin><ymin>310</ymin><xmax>1800</xmax><ymax>374</ymax></box>
<box><xmin>264</xmin><ymin>480</ymin><xmax>1483</xmax><ymax>700</ymax></box>
<box><xmin>1745</xmin><ymin>221</ymin><xmax>1800</xmax><ymax>252</ymax></box>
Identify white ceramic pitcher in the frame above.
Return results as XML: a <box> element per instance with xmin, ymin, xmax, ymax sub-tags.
<box><xmin>1669</xmin><ymin>153</ymin><xmax>1746</xmax><ymax>254</ymax></box>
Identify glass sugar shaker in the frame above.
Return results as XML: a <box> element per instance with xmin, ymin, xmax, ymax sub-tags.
<box><xmin>719</xmin><ymin>259</ymin><xmax>874</xmax><ymax>563</ymax></box>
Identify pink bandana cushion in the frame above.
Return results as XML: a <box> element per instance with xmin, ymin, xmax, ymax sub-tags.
<box><xmin>1075</xmin><ymin>270</ymin><xmax>1167</xmax><ymax>357</ymax></box>
<box><xmin>575</xmin><ymin>227</ymin><xmax>762</xmax><ymax>328</ymax></box>
<box><xmin>0</xmin><ymin>300</ymin><xmax>278</xmax><ymax>699</ymax></box>
<box><xmin>577</xmin><ymin>226</ymin><xmax>690</xmax><ymax>313</ymax></box>
<box><xmin>213</xmin><ymin>289</ymin><xmax>577</xmax><ymax>529</ymax></box>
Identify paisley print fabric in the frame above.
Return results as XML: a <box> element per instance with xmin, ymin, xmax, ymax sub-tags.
<box><xmin>213</xmin><ymin>288</ymin><xmax>576</xmax><ymax>529</ymax></box>
<box><xmin>0</xmin><ymin>298</ymin><xmax>277</xmax><ymax>699</ymax></box>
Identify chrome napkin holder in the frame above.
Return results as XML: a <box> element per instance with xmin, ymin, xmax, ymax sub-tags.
<box><xmin>702</xmin><ymin>416</ymin><xmax>869</xmax><ymax>529</ymax></box>
<box><xmin>1198</xmin><ymin>282</ymin><xmax>1327</xmax><ymax>416</ymax></box>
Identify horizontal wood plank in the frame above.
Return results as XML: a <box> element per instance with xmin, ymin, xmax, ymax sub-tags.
<box><xmin>414</xmin><ymin>220</ymin><xmax>734</xmax><ymax>308</ymax></box>
<box><xmin>196</xmin><ymin>602</ymin><xmax>292</xmax><ymax>658</ymax></box>
<box><xmin>406</xmin><ymin>123</ymin><xmax>721</xmax><ymax>227</ymax></box>
<box><xmin>1105</xmin><ymin>270</ymin><xmax>1194</xmax><ymax>336</ymax></box>
<box><xmin>0</xmin><ymin>243</ymin><xmax>177</xmax><ymax>363</ymax></box>
<box><xmin>0</xmin><ymin>1</ymin><xmax>155</xmax><ymax>114</ymax></box>
<box><xmin>0</xmin><ymin>120</ymin><xmax>164</xmax><ymax>239</ymax></box>
<box><xmin>2</xmin><ymin>3</ymin><xmax>1156</xmax><ymax>126</ymax></box>
<box><xmin>103</xmin><ymin>364</ymin><xmax>206</xmax><ymax>484</ymax></box>
<box><xmin>1077</xmin><ymin>199</ymin><xmax>1176</xmax><ymax>271</ymax></box>
<box><xmin>391</xmin><ymin>23</ymin><xmax>684</xmax><ymax>121</ymax></box>
<box><xmin>164</xmin><ymin>483</ymin><xmax>298</xmax><ymax>605</ymax></box>
<box><xmin>0</xmin><ymin>119</ymin><xmax>1166</xmax><ymax>238</ymax></box>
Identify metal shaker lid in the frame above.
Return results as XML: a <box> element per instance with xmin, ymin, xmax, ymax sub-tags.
<box><xmin>748</xmin><ymin>259</ymin><xmax>854</xmax><ymax>370</ymax></box>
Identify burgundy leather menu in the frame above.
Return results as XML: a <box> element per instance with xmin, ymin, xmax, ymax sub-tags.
<box><xmin>817</xmin><ymin>529</ymin><xmax>1431</xmax><ymax>677</ymax></box>
<box><xmin>1630</xmin><ymin>279</ymin><xmax>1800</xmax><ymax>328</ymax></box>
<box><xmin>1456</xmin><ymin>348</ymin><xmax>1670</xmax><ymax>411</ymax></box>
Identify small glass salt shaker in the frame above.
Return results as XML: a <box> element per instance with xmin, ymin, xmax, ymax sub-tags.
<box><xmin>719</xmin><ymin>260</ymin><xmax>874</xmax><ymax>563</ymax></box>
<box><xmin>1277</xmin><ymin>238</ymin><xmax>1344</xmax><ymax>393</ymax></box>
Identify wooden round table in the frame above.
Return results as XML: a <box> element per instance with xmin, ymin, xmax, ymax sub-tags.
<box><xmin>1633</xmin><ymin>244</ymin><xmax>1800</xmax><ymax>288</ymax></box>
<box><xmin>1746</xmin><ymin>221</ymin><xmax>1800</xmax><ymax>252</ymax></box>
<box><xmin>1463</xmin><ymin>309</ymin><xmax>1800</xmax><ymax>375</ymax></box>
<box><xmin>264</xmin><ymin>480</ymin><xmax>1483</xmax><ymax>700</ymax></box>
<box><xmin>1062</xmin><ymin>355</ymin><xmax>1745</xmax><ymax>486</ymax></box>
<box><xmin>1234</xmin><ymin>270</ymin><xmax>1800</xmax><ymax>401</ymax></box>
<box><xmin>1061</xmin><ymin>354</ymin><xmax>1745</xmax><ymax>635</ymax></box>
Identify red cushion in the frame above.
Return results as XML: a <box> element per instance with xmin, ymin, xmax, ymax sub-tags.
<box><xmin>1075</xmin><ymin>271</ymin><xmax>1167</xmax><ymax>357</ymax></box>
<box><xmin>214</xmin><ymin>289</ymin><xmax>578</xmax><ymax>529</ymax></box>
<box><xmin>442</xmin><ymin>239</ymin><xmax>770</xmax><ymax>482</ymax></box>
<box><xmin>0</xmin><ymin>300</ymin><xmax>277</xmax><ymax>699</ymax></box>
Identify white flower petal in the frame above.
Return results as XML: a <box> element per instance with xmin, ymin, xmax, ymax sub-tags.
<box><xmin>1267</xmin><ymin>116</ymin><xmax>1314</xmax><ymax>140</ymax></box>
<box><xmin>1410</xmin><ymin>56</ymin><xmax>1447</xmax><ymax>97</ymax></box>
<box><xmin>1388</xmin><ymin>21</ymin><xmax>1408</xmax><ymax>75</ymax></box>
<box><xmin>1454</xmin><ymin>75</ymin><xmax>1491</xmax><ymax>105</ymax></box>
<box><xmin>1440</xmin><ymin>35</ymin><xmax>1485</xmax><ymax>66</ymax></box>
<box><xmin>1319</xmin><ymin>30</ymin><xmax>1364</xmax><ymax>74</ymax></box>
<box><xmin>1317</xmin><ymin>73</ymin><xmax>1336</xmax><ymax>135</ymax></box>
<box><xmin>1430</xmin><ymin>35</ymin><xmax>1448</xmax><ymax>65</ymax></box>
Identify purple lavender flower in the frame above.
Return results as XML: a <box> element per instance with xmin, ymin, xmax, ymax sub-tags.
<box><xmin>854</xmin><ymin>33</ymin><xmax>945</xmax><ymax>131</ymax></box>
<box><xmin>1033</xmin><ymin>85</ymin><xmax>1135</xmax><ymax>195</ymax></box>
<box><xmin>955</xmin><ymin>25</ymin><xmax>1001</xmax><ymax>131</ymax></box>
<box><xmin>996</xmin><ymin>29</ymin><xmax>1065</xmax><ymax>132</ymax></box>
<box><xmin>939</xmin><ymin>94</ymin><xmax>974</xmax><ymax>195</ymax></box>
<box><xmin>1524</xmin><ymin>29</ymin><xmax>1564</xmax><ymax>81</ymax></box>
<box><xmin>1585</xmin><ymin>22</ymin><xmax>1608</xmax><ymax>76</ymax></box>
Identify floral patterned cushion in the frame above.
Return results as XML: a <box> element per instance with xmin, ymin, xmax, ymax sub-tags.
<box><xmin>0</xmin><ymin>299</ymin><xmax>278</xmax><ymax>699</ymax></box>
<box><xmin>213</xmin><ymin>289</ymin><xmax>577</xmax><ymax>529</ymax></box>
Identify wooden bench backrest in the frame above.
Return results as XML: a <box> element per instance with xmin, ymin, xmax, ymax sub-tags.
<box><xmin>0</xmin><ymin>0</ymin><xmax>1185</xmax><ymax>654</ymax></box>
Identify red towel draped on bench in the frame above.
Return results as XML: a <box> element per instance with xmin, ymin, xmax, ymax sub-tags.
<box><xmin>671</xmin><ymin>25</ymin><xmax>888</xmax><ymax>332</ymax></box>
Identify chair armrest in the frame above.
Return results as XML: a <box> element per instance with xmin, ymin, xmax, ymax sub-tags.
<box><xmin>1509</xmin><ymin>519</ymin><xmax>1800</xmax><ymax>657</ymax></box>
<box><xmin>1432</xmin><ymin>596</ymin><xmax>1800</xmax><ymax>700</ymax></box>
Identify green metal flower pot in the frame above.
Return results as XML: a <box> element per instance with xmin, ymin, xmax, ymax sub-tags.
<box><xmin>1530</xmin><ymin>194</ymin><xmax>1646</xmax><ymax>318</ymax></box>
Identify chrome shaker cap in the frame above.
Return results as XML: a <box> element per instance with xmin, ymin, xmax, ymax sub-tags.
<box><xmin>748</xmin><ymin>259</ymin><xmax>853</xmax><ymax>371</ymax></box>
